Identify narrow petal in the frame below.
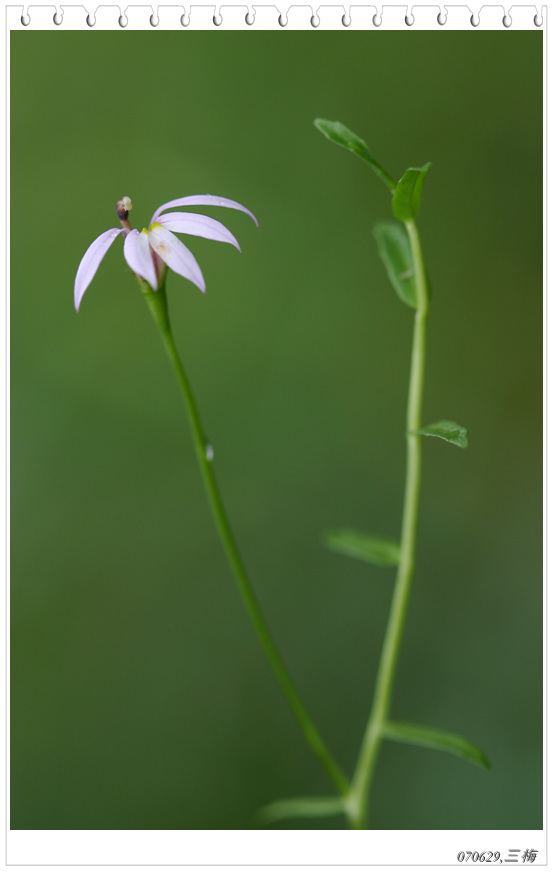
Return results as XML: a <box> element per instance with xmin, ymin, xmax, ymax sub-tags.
<box><xmin>123</xmin><ymin>229</ymin><xmax>158</xmax><ymax>290</ymax></box>
<box><xmin>156</xmin><ymin>212</ymin><xmax>240</xmax><ymax>250</ymax></box>
<box><xmin>151</xmin><ymin>194</ymin><xmax>258</xmax><ymax>226</ymax></box>
<box><xmin>148</xmin><ymin>225</ymin><xmax>206</xmax><ymax>292</ymax></box>
<box><xmin>74</xmin><ymin>228</ymin><xmax>123</xmax><ymax>311</ymax></box>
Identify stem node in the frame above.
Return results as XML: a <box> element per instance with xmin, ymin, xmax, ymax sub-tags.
<box><xmin>350</xmin><ymin>219</ymin><xmax>430</xmax><ymax>826</ymax></box>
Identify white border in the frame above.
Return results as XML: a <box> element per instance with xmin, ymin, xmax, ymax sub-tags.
<box><xmin>3</xmin><ymin>828</ymin><xmax>548</xmax><ymax>865</ymax></box>
<box><xmin>7</xmin><ymin>3</ymin><xmax>546</xmax><ymax>30</ymax></box>
<box><xmin>4</xmin><ymin>2</ymin><xmax>546</xmax><ymax>868</ymax></box>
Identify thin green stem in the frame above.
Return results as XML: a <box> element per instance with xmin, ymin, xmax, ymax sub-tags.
<box><xmin>347</xmin><ymin>220</ymin><xmax>429</xmax><ymax>829</ymax></box>
<box><xmin>141</xmin><ymin>279</ymin><xmax>349</xmax><ymax>799</ymax></box>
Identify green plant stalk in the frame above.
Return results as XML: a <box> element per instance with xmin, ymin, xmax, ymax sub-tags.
<box><xmin>347</xmin><ymin>219</ymin><xmax>429</xmax><ymax>829</ymax></box>
<box><xmin>140</xmin><ymin>277</ymin><xmax>349</xmax><ymax>799</ymax></box>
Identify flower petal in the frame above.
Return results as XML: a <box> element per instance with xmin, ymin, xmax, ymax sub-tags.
<box><xmin>148</xmin><ymin>225</ymin><xmax>206</xmax><ymax>292</ymax></box>
<box><xmin>74</xmin><ymin>228</ymin><xmax>123</xmax><ymax>311</ymax></box>
<box><xmin>156</xmin><ymin>212</ymin><xmax>241</xmax><ymax>250</ymax></box>
<box><xmin>123</xmin><ymin>229</ymin><xmax>158</xmax><ymax>290</ymax></box>
<box><xmin>151</xmin><ymin>194</ymin><xmax>258</xmax><ymax>226</ymax></box>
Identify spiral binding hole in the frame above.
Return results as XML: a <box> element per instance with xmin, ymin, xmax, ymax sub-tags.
<box><xmin>53</xmin><ymin>2</ymin><xmax>519</xmax><ymax>31</ymax></box>
<box><xmin>534</xmin><ymin>13</ymin><xmax>543</xmax><ymax>27</ymax></box>
<box><xmin>21</xmin><ymin>13</ymin><xmax>30</xmax><ymax>25</ymax></box>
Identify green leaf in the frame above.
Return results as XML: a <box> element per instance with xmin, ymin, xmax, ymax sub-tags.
<box><xmin>373</xmin><ymin>221</ymin><xmax>418</xmax><ymax>309</ymax></box>
<box><xmin>410</xmin><ymin>420</ymin><xmax>469</xmax><ymax>449</ymax></box>
<box><xmin>257</xmin><ymin>796</ymin><xmax>345</xmax><ymax>825</ymax></box>
<box><xmin>392</xmin><ymin>162</ymin><xmax>431</xmax><ymax>222</ymax></box>
<box><xmin>382</xmin><ymin>720</ymin><xmax>491</xmax><ymax>770</ymax></box>
<box><xmin>314</xmin><ymin>119</ymin><xmax>396</xmax><ymax>193</ymax></box>
<box><xmin>324</xmin><ymin>529</ymin><xmax>400</xmax><ymax>567</ymax></box>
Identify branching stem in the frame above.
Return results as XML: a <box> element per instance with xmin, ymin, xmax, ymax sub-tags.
<box><xmin>346</xmin><ymin>219</ymin><xmax>429</xmax><ymax>828</ymax></box>
<box><xmin>139</xmin><ymin>214</ymin><xmax>429</xmax><ymax>828</ymax></box>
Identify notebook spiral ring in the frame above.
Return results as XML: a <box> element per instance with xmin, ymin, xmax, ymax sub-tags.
<box><xmin>18</xmin><ymin>5</ymin><xmax>545</xmax><ymax>29</ymax></box>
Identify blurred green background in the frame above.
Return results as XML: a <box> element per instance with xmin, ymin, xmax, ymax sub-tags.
<box><xmin>11</xmin><ymin>29</ymin><xmax>542</xmax><ymax>830</ymax></box>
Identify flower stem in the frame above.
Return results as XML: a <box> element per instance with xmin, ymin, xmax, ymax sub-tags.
<box><xmin>140</xmin><ymin>279</ymin><xmax>349</xmax><ymax>799</ymax></box>
<box><xmin>347</xmin><ymin>219</ymin><xmax>429</xmax><ymax>829</ymax></box>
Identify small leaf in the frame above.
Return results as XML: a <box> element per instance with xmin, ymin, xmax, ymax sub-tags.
<box><xmin>258</xmin><ymin>796</ymin><xmax>345</xmax><ymax>825</ymax></box>
<box><xmin>314</xmin><ymin>119</ymin><xmax>396</xmax><ymax>193</ymax></box>
<box><xmin>373</xmin><ymin>221</ymin><xmax>418</xmax><ymax>309</ymax></box>
<box><xmin>324</xmin><ymin>529</ymin><xmax>400</xmax><ymax>567</ymax></box>
<box><xmin>392</xmin><ymin>162</ymin><xmax>431</xmax><ymax>222</ymax></box>
<box><xmin>382</xmin><ymin>720</ymin><xmax>491</xmax><ymax>770</ymax></box>
<box><xmin>410</xmin><ymin>420</ymin><xmax>469</xmax><ymax>449</ymax></box>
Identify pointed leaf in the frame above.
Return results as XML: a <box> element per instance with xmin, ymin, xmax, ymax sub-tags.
<box><xmin>373</xmin><ymin>221</ymin><xmax>417</xmax><ymax>309</ymax></box>
<box><xmin>258</xmin><ymin>796</ymin><xmax>345</xmax><ymax>825</ymax></box>
<box><xmin>324</xmin><ymin>529</ymin><xmax>400</xmax><ymax>567</ymax></box>
<box><xmin>382</xmin><ymin>720</ymin><xmax>491</xmax><ymax>770</ymax></box>
<box><xmin>314</xmin><ymin>119</ymin><xmax>396</xmax><ymax>193</ymax></box>
<box><xmin>410</xmin><ymin>420</ymin><xmax>469</xmax><ymax>449</ymax></box>
<box><xmin>392</xmin><ymin>163</ymin><xmax>431</xmax><ymax>222</ymax></box>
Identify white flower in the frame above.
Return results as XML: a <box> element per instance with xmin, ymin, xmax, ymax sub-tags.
<box><xmin>74</xmin><ymin>194</ymin><xmax>257</xmax><ymax>311</ymax></box>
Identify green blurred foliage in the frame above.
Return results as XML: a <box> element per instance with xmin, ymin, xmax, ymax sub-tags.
<box><xmin>11</xmin><ymin>30</ymin><xmax>542</xmax><ymax>830</ymax></box>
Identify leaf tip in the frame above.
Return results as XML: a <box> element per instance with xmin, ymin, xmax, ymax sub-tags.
<box><xmin>411</xmin><ymin>420</ymin><xmax>469</xmax><ymax>449</ymax></box>
<box><xmin>323</xmin><ymin>528</ymin><xmax>400</xmax><ymax>567</ymax></box>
